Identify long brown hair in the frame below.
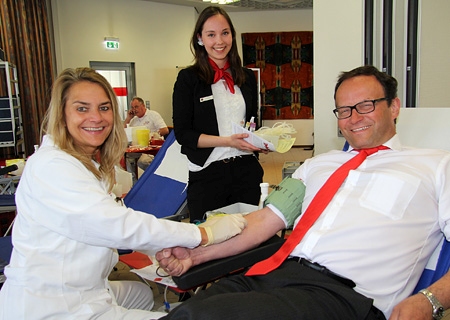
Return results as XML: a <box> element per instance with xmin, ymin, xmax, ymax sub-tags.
<box><xmin>41</xmin><ymin>67</ymin><xmax>127</xmax><ymax>191</ymax></box>
<box><xmin>190</xmin><ymin>6</ymin><xmax>246</xmax><ymax>86</ymax></box>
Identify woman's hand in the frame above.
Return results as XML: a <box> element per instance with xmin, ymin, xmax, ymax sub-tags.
<box><xmin>228</xmin><ymin>133</ymin><xmax>261</xmax><ymax>151</ymax></box>
<box><xmin>199</xmin><ymin>213</ymin><xmax>248</xmax><ymax>246</ymax></box>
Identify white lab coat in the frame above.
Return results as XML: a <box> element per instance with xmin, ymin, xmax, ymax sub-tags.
<box><xmin>0</xmin><ymin>135</ymin><xmax>200</xmax><ymax>319</ymax></box>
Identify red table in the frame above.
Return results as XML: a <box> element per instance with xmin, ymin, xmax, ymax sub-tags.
<box><xmin>125</xmin><ymin>144</ymin><xmax>162</xmax><ymax>179</ymax></box>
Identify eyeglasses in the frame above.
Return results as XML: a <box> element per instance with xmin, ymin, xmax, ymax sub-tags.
<box><xmin>333</xmin><ymin>97</ymin><xmax>388</xmax><ymax>119</ymax></box>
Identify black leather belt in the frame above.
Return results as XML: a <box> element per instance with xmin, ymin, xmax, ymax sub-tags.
<box><xmin>221</xmin><ymin>154</ymin><xmax>254</xmax><ymax>163</ymax></box>
<box><xmin>222</xmin><ymin>156</ymin><xmax>243</xmax><ymax>163</ymax></box>
<box><xmin>291</xmin><ymin>257</ymin><xmax>356</xmax><ymax>288</ymax></box>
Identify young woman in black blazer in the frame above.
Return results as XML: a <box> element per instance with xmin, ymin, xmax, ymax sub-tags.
<box><xmin>173</xmin><ymin>6</ymin><xmax>264</xmax><ymax>222</ymax></box>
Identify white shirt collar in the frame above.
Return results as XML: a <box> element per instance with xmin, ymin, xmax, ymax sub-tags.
<box><xmin>347</xmin><ymin>134</ymin><xmax>402</xmax><ymax>153</ymax></box>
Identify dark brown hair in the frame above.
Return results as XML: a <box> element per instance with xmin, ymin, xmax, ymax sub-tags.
<box><xmin>334</xmin><ymin>65</ymin><xmax>398</xmax><ymax>105</ymax></box>
<box><xmin>190</xmin><ymin>6</ymin><xmax>245</xmax><ymax>86</ymax></box>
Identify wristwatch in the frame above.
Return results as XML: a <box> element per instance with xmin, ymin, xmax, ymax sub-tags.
<box><xmin>419</xmin><ymin>289</ymin><xmax>445</xmax><ymax>320</ymax></box>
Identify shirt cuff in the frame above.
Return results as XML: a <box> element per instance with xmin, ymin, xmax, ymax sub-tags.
<box><xmin>267</xmin><ymin>204</ymin><xmax>289</xmax><ymax>228</ymax></box>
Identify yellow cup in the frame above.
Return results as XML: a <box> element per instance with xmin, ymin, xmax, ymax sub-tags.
<box><xmin>135</xmin><ymin>129</ymin><xmax>150</xmax><ymax>147</ymax></box>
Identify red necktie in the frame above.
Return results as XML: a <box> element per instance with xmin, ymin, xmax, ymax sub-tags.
<box><xmin>246</xmin><ymin>145</ymin><xmax>390</xmax><ymax>276</ymax></box>
<box><xmin>209</xmin><ymin>58</ymin><xmax>235</xmax><ymax>94</ymax></box>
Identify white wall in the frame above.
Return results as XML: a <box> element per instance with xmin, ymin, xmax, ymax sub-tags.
<box><xmin>313</xmin><ymin>0</ymin><xmax>364</xmax><ymax>154</ymax></box>
<box><xmin>418</xmin><ymin>0</ymin><xmax>450</xmax><ymax>107</ymax></box>
<box><xmin>396</xmin><ymin>108</ymin><xmax>450</xmax><ymax>151</ymax></box>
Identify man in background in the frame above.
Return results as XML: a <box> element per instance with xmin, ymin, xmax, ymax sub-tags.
<box><xmin>124</xmin><ymin>97</ymin><xmax>169</xmax><ymax>137</ymax></box>
<box><xmin>124</xmin><ymin>97</ymin><xmax>170</xmax><ymax>182</ymax></box>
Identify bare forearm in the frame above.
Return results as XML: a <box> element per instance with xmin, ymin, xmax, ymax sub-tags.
<box><xmin>155</xmin><ymin>208</ymin><xmax>285</xmax><ymax>277</ymax></box>
<box><xmin>197</xmin><ymin>133</ymin><xmax>231</xmax><ymax>148</ymax></box>
<box><xmin>197</xmin><ymin>133</ymin><xmax>261</xmax><ymax>152</ymax></box>
<box><xmin>123</xmin><ymin>114</ymin><xmax>133</xmax><ymax>127</ymax></box>
<box><xmin>190</xmin><ymin>207</ymin><xmax>285</xmax><ymax>267</ymax></box>
<box><xmin>158</xmin><ymin>127</ymin><xmax>169</xmax><ymax>136</ymax></box>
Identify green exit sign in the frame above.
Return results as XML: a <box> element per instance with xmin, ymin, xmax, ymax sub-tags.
<box><xmin>104</xmin><ymin>37</ymin><xmax>119</xmax><ymax>50</ymax></box>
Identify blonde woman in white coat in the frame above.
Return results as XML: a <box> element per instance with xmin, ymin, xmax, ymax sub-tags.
<box><xmin>0</xmin><ymin>68</ymin><xmax>246</xmax><ymax>319</ymax></box>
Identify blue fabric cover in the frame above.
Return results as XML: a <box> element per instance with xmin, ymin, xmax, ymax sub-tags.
<box><xmin>124</xmin><ymin>131</ymin><xmax>187</xmax><ymax>219</ymax></box>
<box><xmin>0</xmin><ymin>195</ymin><xmax>15</xmax><ymax>207</ymax></box>
<box><xmin>413</xmin><ymin>239</ymin><xmax>450</xmax><ymax>293</ymax></box>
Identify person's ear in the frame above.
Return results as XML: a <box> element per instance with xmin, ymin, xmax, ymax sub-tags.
<box><xmin>197</xmin><ymin>37</ymin><xmax>204</xmax><ymax>46</ymax></box>
<box><xmin>390</xmin><ymin>97</ymin><xmax>401</xmax><ymax>120</ymax></box>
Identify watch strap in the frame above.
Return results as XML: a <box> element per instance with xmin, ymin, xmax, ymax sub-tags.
<box><xmin>419</xmin><ymin>289</ymin><xmax>445</xmax><ymax>320</ymax></box>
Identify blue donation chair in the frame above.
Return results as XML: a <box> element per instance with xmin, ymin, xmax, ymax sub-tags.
<box><xmin>0</xmin><ymin>164</ymin><xmax>19</xmax><ymax>215</ymax></box>
<box><xmin>413</xmin><ymin>238</ymin><xmax>450</xmax><ymax>294</ymax></box>
<box><xmin>0</xmin><ymin>164</ymin><xmax>20</xmax><ymax>289</ymax></box>
<box><xmin>124</xmin><ymin>130</ymin><xmax>188</xmax><ymax>221</ymax></box>
<box><xmin>0</xmin><ymin>236</ymin><xmax>12</xmax><ymax>288</ymax></box>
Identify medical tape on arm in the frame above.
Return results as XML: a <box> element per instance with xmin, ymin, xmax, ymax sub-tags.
<box><xmin>263</xmin><ymin>177</ymin><xmax>306</xmax><ymax>228</ymax></box>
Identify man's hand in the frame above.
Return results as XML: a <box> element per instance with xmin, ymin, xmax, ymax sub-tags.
<box><xmin>124</xmin><ymin>109</ymin><xmax>134</xmax><ymax>125</ymax></box>
<box><xmin>389</xmin><ymin>293</ymin><xmax>432</xmax><ymax>320</ymax></box>
<box><xmin>155</xmin><ymin>247</ymin><xmax>193</xmax><ymax>277</ymax></box>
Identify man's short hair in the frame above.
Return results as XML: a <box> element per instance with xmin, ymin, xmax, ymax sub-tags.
<box><xmin>334</xmin><ymin>65</ymin><xmax>398</xmax><ymax>105</ymax></box>
<box><xmin>131</xmin><ymin>97</ymin><xmax>145</xmax><ymax>105</ymax></box>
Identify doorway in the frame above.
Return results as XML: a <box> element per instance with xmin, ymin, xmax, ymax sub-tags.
<box><xmin>89</xmin><ymin>61</ymin><xmax>136</xmax><ymax>120</ymax></box>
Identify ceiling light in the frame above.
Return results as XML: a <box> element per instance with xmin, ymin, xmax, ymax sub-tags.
<box><xmin>203</xmin><ymin>0</ymin><xmax>240</xmax><ymax>4</ymax></box>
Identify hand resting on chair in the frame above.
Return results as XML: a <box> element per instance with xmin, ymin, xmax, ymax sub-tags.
<box><xmin>156</xmin><ymin>207</ymin><xmax>285</xmax><ymax>277</ymax></box>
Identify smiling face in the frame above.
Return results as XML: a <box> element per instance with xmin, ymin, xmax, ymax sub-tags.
<box><xmin>198</xmin><ymin>13</ymin><xmax>232</xmax><ymax>68</ymax></box>
<box><xmin>64</xmin><ymin>81</ymin><xmax>113</xmax><ymax>155</ymax></box>
<box><xmin>336</xmin><ymin>75</ymin><xmax>400</xmax><ymax>149</ymax></box>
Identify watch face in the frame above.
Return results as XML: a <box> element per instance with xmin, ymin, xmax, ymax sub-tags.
<box><xmin>433</xmin><ymin>307</ymin><xmax>444</xmax><ymax>320</ymax></box>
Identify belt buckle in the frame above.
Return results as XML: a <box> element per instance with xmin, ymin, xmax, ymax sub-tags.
<box><xmin>300</xmin><ymin>258</ymin><xmax>325</xmax><ymax>272</ymax></box>
<box><xmin>298</xmin><ymin>258</ymin><xmax>356</xmax><ymax>288</ymax></box>
<box><xmin>310</xmin><ymin>261</ymin><xmax>326</xmax><ymax>273</ymax></box>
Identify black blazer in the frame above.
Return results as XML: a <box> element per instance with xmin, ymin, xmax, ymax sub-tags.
<box><xmin>172</xmin><ymin>66</ymin><xmax>258</xmax><ymax>167</ymax></box>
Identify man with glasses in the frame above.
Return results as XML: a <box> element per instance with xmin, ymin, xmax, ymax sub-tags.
<box><xmin>333</xmin><ymin>97</ymin><xmax>387</xmax><ymax>120</ymax></box>
<box><xmin>156</xmin><ymin>65</ymin><xmax>450</xmax><ymax>320</ymax></box>
<box><xmin>124</xmin><ymin>97</ymin><xmax>169</xmax><ymax>137</ymax></box>
<box><xmin>124</xmin><ymin>97</ymin><xmax>169</xmax><ymax>183</ymax></box>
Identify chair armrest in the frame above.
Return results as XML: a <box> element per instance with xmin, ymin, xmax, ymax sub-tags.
<box><xmin>172</xmin><ymin>235</ymin><xmax>285</xmax><ymax>290</ymax></box>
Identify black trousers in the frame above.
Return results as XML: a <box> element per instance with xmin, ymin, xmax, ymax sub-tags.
<box><xmin>162</xmin><ymin>260</ymin><xmax>386</xmax><ymax>320</ymax></box>
<box><xmin>187</xmin><ymin>155</ymin><xmax>263</xmax><ymax>222</ymax></box>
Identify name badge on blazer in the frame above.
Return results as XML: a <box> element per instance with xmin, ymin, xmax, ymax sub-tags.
<box><xmin>200</xmin><ymin>95</ymin><xmax>213</xmax><ymax>103</ymax></box>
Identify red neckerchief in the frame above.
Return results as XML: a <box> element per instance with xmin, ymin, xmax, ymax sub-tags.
<box><xmin>209</xmin><ymin>58</ymin><xmax>235</xmax><ymax>94</ymax></box>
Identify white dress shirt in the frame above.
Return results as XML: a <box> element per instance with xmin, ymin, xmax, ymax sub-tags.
<box><xmin>188</xmin><ymin>81</ymin><xmax>251</xmax><ymax>172</ymax></box>
<box><xmin>129</xmin><ymin>109</ymin><xmax>167</xmax><ymax>132</ymax></box>
<box><xmin>271</xmin><ymin>134</ymin><xmax>450</xmax><ymax>317</ymax></box>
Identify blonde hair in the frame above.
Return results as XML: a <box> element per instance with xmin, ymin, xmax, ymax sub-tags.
<box><xmin>41</xmin><ymin>67</ymin><xmax>128</xmax><ymax>192</ymax></box>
